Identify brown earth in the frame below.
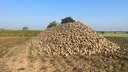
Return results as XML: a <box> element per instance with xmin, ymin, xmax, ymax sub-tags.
<box><xmin>0</xmin><ymin>37</ymin><xmax>29</xmax><ymax>72</ymax></box>
<box><xmin>0</xmin><ymin>22</ymin><xmax>127</xmax><ymax>72</ymax></box>
<box><xmin>0</xmin><ymin>37</ymin><xmax>127</xmax><ymax>72</ymax></box>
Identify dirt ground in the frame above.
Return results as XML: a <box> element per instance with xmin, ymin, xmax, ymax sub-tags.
<box><xmin>0</xmin><ymin>37</ymin><xmax>128</xmax><ymax>72</ymax></box>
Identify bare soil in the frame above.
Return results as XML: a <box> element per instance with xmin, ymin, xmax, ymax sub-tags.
<box><xmin>0</xmin><ymin>37</ymin><xmax>30</xmax><ymax>72</ymax></box>
<box><xmin>0</xmin><ymin>37</ymin><xmax>128</xmax><ymax>72</ymax></box>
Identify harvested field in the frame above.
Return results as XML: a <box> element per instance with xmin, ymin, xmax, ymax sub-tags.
<box><xmin>106</xmin><ymin>37</ymin><xmax>128</xmax><ymax>61</ymax></box>
<box><xmin>0</xmin><ymin>22</ymin><xmax>127</xmax><ymax>72</ymax></box>
<box><xmin>0</xmin><ymin>37</ymin><xmax>127</xmax><ymax>72</ymax></box>
<box><xmin>0</xmin><ymin>37</ymin><xmax>30</xmax><ymax>72</ymax></box>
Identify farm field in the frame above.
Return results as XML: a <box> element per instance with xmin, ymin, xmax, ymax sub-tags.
<box><xmin>0</xmin><ymin>30</ymin><xmax>41</xmax><ymax>37</ymax></box>
<box><xmin>102</xmin><ymin>33</ymin><xmax>128</xmax><ymax>37</ymax></box>
<box><xmin>0</xmin><ymin>30</ymin><xmax>128</xmax><ymax>37</ymax></box>
<box><xmin>1</xmin><ymin>0</ymin><xmax>128</xmax><ymax>71</ymax></box>
<box><xmin>0</xmin><ymin>30</ymin><xmax>128</xmax><ymax>71</ymax></box>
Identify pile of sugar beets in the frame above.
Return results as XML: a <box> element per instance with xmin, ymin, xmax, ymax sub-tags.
<box><xmin>28</xmin><ymin>22</ymin><xmax>123</xmax><ymax>72</ymax></box>
<box><xmin>31</xmin><ymin>22</ymin><xmax>120</xmax><ymax>56</ymax></box>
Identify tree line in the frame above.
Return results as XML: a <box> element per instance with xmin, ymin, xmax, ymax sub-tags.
<box><xmin>21</xmin><ymin>17</ymin><xmax>75</xmax><ymax>30</ymax></box>
<box><xmin>47</xmin><ymin>17</ymin><xmax>75</xmax><ymax>29</ymax></box>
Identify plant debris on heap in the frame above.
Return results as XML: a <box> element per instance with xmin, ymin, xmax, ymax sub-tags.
<box><xmin>31</xmin><ymin>22</ymin><xmax>120</xmax><ymax>56</ymax></box>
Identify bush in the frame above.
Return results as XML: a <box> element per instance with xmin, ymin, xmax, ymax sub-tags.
<box><xmin>22</xmin><ymin>27</ymin><xmax>29</xmax><ymax>30</ymax></box>
<box><xmin>47</xmin><ymin>21</ymin><xmax>58</xmax><ymax>29</ymax></box>
<box><xmin>101</xmin><ymin>31</ymin><xmax>105</xmax><ymax>34</ymax></box>
<box><xmin>126</xmin><ymin>32</ymin><xmax>128</xmax><ymax>34</ymax></box>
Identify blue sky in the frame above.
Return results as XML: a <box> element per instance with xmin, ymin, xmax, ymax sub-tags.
<box><xmin>0</xmin><ymin>0</ymin><xmax>128</xmax><ymax>31</ymax></box>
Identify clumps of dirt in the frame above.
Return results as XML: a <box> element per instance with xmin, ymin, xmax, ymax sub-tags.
<box><xmin>31</xmin><ymin>22</ymin><xmax>120</xmax><ymax>56</ymax></box>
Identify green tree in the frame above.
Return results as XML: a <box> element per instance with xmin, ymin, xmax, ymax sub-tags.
<box><xmin>47</xmin><ymin>21</ymin><xmax>58</xmax><ymax>29</ymax></box>
<box><xmin>22</xmin><ymin>27</ymin><xmax>28</xmax><ymax>30</ymax></box>
<box><xmin>114</xmin><ymin>32</ymin><xmax>116</xmax><ymax>34</ymax></box>
<box><xmin>61</xmin><ymin>17</ymin><xmax>75</xmax><ymax>24</ymax></box>
<box><xmin>101</xmin><ymin>31</ymin><xmax>105</xmax><ymax>34</ymax></box>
